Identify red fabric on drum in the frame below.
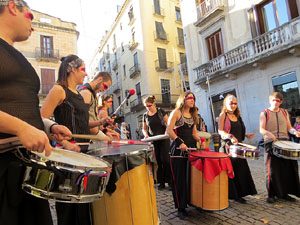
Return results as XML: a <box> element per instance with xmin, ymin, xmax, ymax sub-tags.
<box><xmin>189</xmin><ymin>151</ymin><xmax>234</xmax><ymax>183</ymax></box>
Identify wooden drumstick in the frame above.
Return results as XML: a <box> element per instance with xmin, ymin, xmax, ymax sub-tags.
<box><xmin>63</xmin><ymin>134</ymin><xmax>107</xmax><ymax>141</ymax></box>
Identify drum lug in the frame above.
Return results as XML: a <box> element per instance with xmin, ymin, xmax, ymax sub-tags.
<box><xmin>59</xmin><ymin>179</ymin><xmax>72</xmax><ymax>193</ymax></box>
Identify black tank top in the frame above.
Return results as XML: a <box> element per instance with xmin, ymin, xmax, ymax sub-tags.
<box><xmin>0</xmin><ymin>38</ymin><xmax>44</xmax><ymax>139</ymax></box>
<box><xmin>54</xmin><ymin>86</ymin><xmax>90</xmax><ymax>143</ymax></box>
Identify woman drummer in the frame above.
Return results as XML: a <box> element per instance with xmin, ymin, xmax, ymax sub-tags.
<box><xmin>98</xmin><ymin>94</ymin><xmax>120</xmax><ymax>139</ymax></box>
<box><xmin>41</xmin><ymin>55</ymin><xmax>91</xmax><ymax>225</ymax></box>
<box><xmin>142</xmin><ymin>95</ymin><xmax>172</xmax><ymax>190</ymax></box>
<box><xmin>166</xmin><ymin>91</ymin><xmax>204</xmax><ymax>220</ymax></box>
<box><xmin>218</xmin><ymin>94</ymin><xmax>257</xmax><ymax>203</ymax></box>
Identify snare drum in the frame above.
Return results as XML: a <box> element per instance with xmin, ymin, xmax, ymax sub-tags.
<box><xmin>189</xmin><ymin>151</ymin><xmax>233</xmax><ymax>211</ymax></box>
<box><xmin>273</xmin><ymin>141</ymin><xmax>300</xmax><ymax>160</ymax></box>
<box><xmin>17</xmin><ymin>147</ymin><xmax>111</xmax><ymax>203</ymax></box>
<box><xmin>229</xmin><ymin>143</ymin><xmax>260</xmax><ymax>159</ymax></box>
<box><xmin>88</xmin><ymin>141</ymin><xmax>159</xmax><ymax>225</ymax></box>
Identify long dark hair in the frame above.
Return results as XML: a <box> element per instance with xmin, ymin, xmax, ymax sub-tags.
<box><xmin>57</xmin><ymin>55</ymin><xmax>83</xmax><ymax>88</ymax></box>
<box><xmin>98</xmin><ymin>94</ymin><xmax>112</xmax><ymax>109</ymax></box>
<box><xmin>175</xmin><ymin>91</ymin><xmax>199</xmax><ymax>125</ymax></box>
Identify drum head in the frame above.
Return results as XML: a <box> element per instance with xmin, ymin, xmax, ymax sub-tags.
<box><xmin>30</xmin><ymin>148</ymin><xmax>111</xmax><ymax>171</ymax></box>
<box><xmin>88</xmin><ymin>141</ymin><xmax>151</xmax><ymax>157</ymax></box>
<box><xmin>273</xmin><ymin>140</ymin><xmax>300</xmax><ymax>150</ymax></box>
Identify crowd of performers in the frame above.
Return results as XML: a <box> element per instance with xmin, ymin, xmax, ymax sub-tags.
<box><xmin>1</xmin><ymin>1</ymin><xmax>300</xmax><ymax>225</ymax></box>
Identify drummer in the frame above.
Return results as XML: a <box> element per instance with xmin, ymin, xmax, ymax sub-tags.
<box><xmin>218</xmin><ymin>94</ymin><xmax>257</xmax><ymax>203</ymax></box>
<box><xmin>259</xmin><ymin>92</ymin><xmax>300</xmax><ymax>203</ymax></box>
<box><xmin>78</xmin><ymin>71</ymin><xmax>113</xmax><ymax>142</ymax></box>
<box><xmin>0</xmin><ymin>1</ymin><xmax>72</xmax><ymax>224</ymax></box>
<box><xmin>142</xmin><ymin>95</ymin><xmax>172</xmax><ymax>190</ymax></box>
<box><xmin>41</xmin><ymin>55</ymin><xmax>92</xmax><ymax>225</ymax></box>
<box><xmin>166</xmin><ymin>91</ymin><xmax>204</xmax><ymax>220</ymax></box>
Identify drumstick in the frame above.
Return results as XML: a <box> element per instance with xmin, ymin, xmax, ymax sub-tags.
<box><xmin>64</xmin><ymin>134</ymin><xmax>106</xmax><ymax>141</ymax></box>
<box><xmin>237</xmin><ymin>142</ymin><xmax>257</xmax><ymax>150</ymax></box>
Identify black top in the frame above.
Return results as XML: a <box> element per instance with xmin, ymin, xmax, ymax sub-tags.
<box><xmin>230</xmin><ymin>119</ymin><xmax>244</xmax><ymax>142</ymax></box>
<box><xmin>144</xmin><ymin>108</ymin><xmax>166</xmax><ymax>136</ymax></box>
<box><xmin>54</xmin><ymin>86</ymin><xmax>90</xmax><ymax>143</ymax></box>
<box><xmin>0</xmin><ymin>38</ymin><xmax>44</xmax><ymax>139</ymax></box>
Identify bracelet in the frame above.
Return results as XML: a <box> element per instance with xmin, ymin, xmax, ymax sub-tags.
<box><xmin>289</xmin><ymin>128</ymin><xmax>296</xmax><ymax>135</ymax></box>
<box><xmin>175</xmin><ymin>137</ymin><xmax>184</xmax><ymax>146</ymax></box>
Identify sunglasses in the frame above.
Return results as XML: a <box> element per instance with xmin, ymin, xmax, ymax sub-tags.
<box><xmin>102</xmin><ymin>83</ymin><xmax>108</xmax><ymax>91</ymax></box>
<box><xmin>80</xmin><ymin>67</ymin><xmax>86</xmax><ymax>72</ymax></box>
<box><xmin>272</xmin><ymin>99</ymin><xmax>282</xmax><ymax>103</ymax></box>
<box><xmin>229</xmin><ymin>102</ymin><xmax>237</xmax><ymax>105</ymax></box>
<box><xmin>146</xmin><ymin>104</ymin><xmax>153</xmax><ymax>108</ymax></box>
<box><xmin>185</xmin><ymin>97</ymin><xmax>194</xmax><ymax>101</ymax></box>
<box><xmin>24</xmin><ymin>12</ymin><xmax>34</xmax><ymax>21</ymax></box>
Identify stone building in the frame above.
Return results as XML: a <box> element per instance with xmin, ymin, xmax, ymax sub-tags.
<box><xmin>181</xmin><ymin>0</ymin><xmax>300</xmax><ymax>142</ymax></box>
<box><xmin>14</xmin><ymin>10</ymin><xmax>79</xmax><ymax>105</ymax></box>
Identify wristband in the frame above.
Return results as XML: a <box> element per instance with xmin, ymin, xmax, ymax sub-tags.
<box><xmin>102</xmin><ymin>128</ymin><xmax>108</xmax><ymax>134</ymax></box>
<box><xmin>175</xmin><ymin>137</ymin><xmax>184</xmax><ymax>146</ymax></box>
<box><xmin>289</xmin><ymin>128</ymin><xmax>296</xmax><ymax>135</ymax></box>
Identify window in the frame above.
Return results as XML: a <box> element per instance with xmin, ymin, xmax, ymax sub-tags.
<box><xmin>272</xmin><ymin>72</ymin><xmax>300</xmax><ymax>110</ymax></box>
<box><xmin>118</xmin><ymin>96</ymin><xmax>121</xmax><ymax>106</ymax></box>
<box><xmin>120</xmin><ymin>22</ymin><xmax>122</xmax><ymax>30</ymax></box>
<box><xmin>155</xmin><ymin>21</ymin><xmax>167</xmax><ymax>40</ymax></box>
<box><xmin>121</xmin><ymin>42</ymin><xmax>124</xmax><ymax>52</ymax></box>
<box><xmin>40</xmin><ymin>35</ymin><xmax>53</xmax><ymax>57</ymax></box>
<box><xmin>108</xmin><ymin>60</ymin><xmax>111</xmax><ymax>73</ymax></box>
<box><xmin>179</xmin><ymin>52</ymin><xmax>187</xmax><ymax>64</ymax></box>
<box><xmin>114</xmin><ymin>52</ymin><xmax>117</xmax><ymax>64</ymax></box>
<box><xmin>157</xmin><ymin>48</ymin><xmax>167</xmax><ymax>69</ymax></box>
<box><xmin>161</xmin><ymin>79</ymin><xmax>171</xmax><ymax>104</ymax></box>
<box><xmin>123</xmin><ymin>65</ymin><xmax>126</xmax><ymax>78</ymax></box>
<box><xmin>133</xmin><ymin>52</ymin><xmax>138</xmax><ymax>66</ymax></box>
<box><xmin>113</xmin><ymin>34</ymin><xmax>117</xmax><ymax>50</ymax></box>
<box><xmin>136</xmin><ymin>82</ymin><xmax>142</xmax><ymax>104</ymax></box>
<box><xmin>41</xmin><ymin>68</ymin><xmax>55</xmax><ymax>94</ymax></box>
<box><xmin>183</xmin><ymin>81</ymin><xmax>190</xmax><ymax>92</ymax></box>
<box><xmin>128</xmin><ymin>5</ymin><xmax>134</xmax><ymax>22</ymax></box>
<box><xmin>177</xmin><ymin>28</ymin><xmax>184</xmax><ymax>45</ymax></box>
<box><xmin>206</xmin><ymin>30</ymin><xmax>224</xmax><ymax>60</ymax></box>
<box><xmin>154</xmin><ymin>0</ymin><xmax>161</xmax><ymax>15</ymax></box>
<box><xmin>175</xmin><ymin>7</ymin><xmax>182</xmax><ymax>21</ymax></box>
<box><xmin>249</xmin><ymin>0</ymin><xmax>299</xmax><ymax>36</ymax></box>
<box><xmin>116</xmin><ymin>72</ymin><xmax>119</xmax><ymax>85</ymax></box>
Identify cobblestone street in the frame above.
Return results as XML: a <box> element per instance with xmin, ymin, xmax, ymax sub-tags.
<box><xmin>156</xmin><ymin>152</ymin><xmax>300</xmax><ymax>225</ymax></box>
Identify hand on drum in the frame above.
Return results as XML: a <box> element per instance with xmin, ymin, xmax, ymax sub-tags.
<box><xmin>179</xmin><ymin>143</ymin><xmax>188</xmax><ymax>151</ymax></box>
<box><xmin>50</xmin><ymin>124</ymin><xmax>72</xmax><ymax>142</ymax></box>
<box><xmin>230</xmin><ymin>135</ymin><xmax>238</xmax><ymax>144</ymax></box>
<box><xmin>265</xmin><ymin>131</ymin><xmax>277</xmax><ymax>141</ymax></box>
<box><xmin>62</xmin><ymin>140</ymin><xmax>80</xmax><ymax>152</ymax></box>
<box><xmin>17</xmin><ymin>123</ymin><xmax>52</xmax><ymax>156</ymax></box>
<box><xmin>295</xmin><ymin>131</ymin><xmax>300</xmax><ymax>137</ymax></box>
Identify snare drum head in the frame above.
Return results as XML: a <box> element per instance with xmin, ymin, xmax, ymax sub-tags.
<box><xmin>88</xmin><ymin>141</ymin><xmax>151</xmax><ymax>157</ymax></box>
<box><xmin>31</xmin><ymin>148</ymin><xmax>110</xmax><ymax>170</ymax></box>
<box><xmin>197</xmin><ymin>131</ymin><xmax>211</xmax><ymax>139</ymax></box>
<box><xmin>274</xmin><ymin>140</ymin><xmax>300</xmax><ymax>150</ymax></box>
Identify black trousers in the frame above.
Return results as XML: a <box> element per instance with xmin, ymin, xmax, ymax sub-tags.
<box><xmin>0</xmin><ymin>151</ymin><xmax>53</xmax><ymax>225</ymax></box>
<box><xmin>153</xmin><ymin>139</ymin><xmax>171</xmax><ymax>185</ymax></box>
<box><xmin>56</xmin><ymin>202</ymin><xmax>91</xmax><ymax>225</ymax></box>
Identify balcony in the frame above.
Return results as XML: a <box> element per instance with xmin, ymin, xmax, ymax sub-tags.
<box><xmin>129</xmin><ymin>41</ymin><xmax>139</xmax><ymax>51</ymax></box>
<box><xmin>130</xmin><ymin>94</ymin><xmax>179</xmax><ymax>112</ymax></box>
<box><xmin>153</xmin><ymin>6</ymin><xmax>165</xmax><ymax>17</ymax></box>
<box><xmin>155</xmin><ymin>60</ymin><xmax>174</xmax><ymax>72</ymax></box>
<box><xmin>195</xmin><ymin>0</ymin><xmax>225</xmax><ymax>27</ymax></box>
<box><xmin>153</xmin><ymin>31</ymin><xmax>169</xmax><ymax>43</ymax></box>
<box><xmin>112</xmin><ymin>60</ymin><xmax>118</xmax><ymax>71</ymax></box>
<box><xmin>194</xmin><ymin>18</ymin><xmax>300</xmax><ymax>84</ymax></box>
<box><xmin>176</xmin><ymin>37</ymin><xmax>185</xmax><ymax>47</ymax></box>
<box><xmin>35</xmin><ymin>48</ymin><xmax>59</xmax><ymax>62</ymax></box>
<box><xmin>129</xmin><ymin>64</ymin><xmax>141</xmax><ymax>79</ymax></box>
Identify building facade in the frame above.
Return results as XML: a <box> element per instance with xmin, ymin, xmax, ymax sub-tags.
<box><xmin>14</xmin><ymin>10</ymin><xmax>79</xmax><ymax>105</ymax></box>
<box><xmin>181</xmin><ymin>0</ymin><xmax>300</xmax><ymax>142</ymax></box>
<box><xmin>89</xmin><ymin>0</ymin><xmax>189</xmax><ymax>138</ymax></box>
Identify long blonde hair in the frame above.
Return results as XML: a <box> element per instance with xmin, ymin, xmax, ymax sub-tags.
<box><xmin>221</xmin><ymin>94</ymin><xmax>240</xmax><ymax>117</ymax></box>
<box><xmin>175</xmin><ymin>91</ymin><xmax>199</xmax><ymax>125</ymax></box>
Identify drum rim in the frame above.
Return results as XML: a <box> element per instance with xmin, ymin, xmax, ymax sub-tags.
<box><xmin>273</xmin><ymin>141</ymin><xmax>300</xmax><ymax>152</ymax></box>
<box><xmin>27</xmin><ymin>148</ymin><xmax>112</xmax><ymax>173</ymax></box>
<box><xmin>88</xmin><ymin>147</ymin><xmax>151</xmax><ymax>158</ymax></box>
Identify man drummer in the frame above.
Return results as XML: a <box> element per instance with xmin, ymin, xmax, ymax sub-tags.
<box><xmin>0</xmin><ymin>1</ymin><xmax>72</xmax><ymax>225</ymax></box>
<box><xmin>259</xmin><ymin>92</ymin><xmax>300</xmax><ymax>203</ymax></box>
<box><xmin>78</xmin><ymin>71</ymin><xmax>113</xmax><ymax>141</ymax></box>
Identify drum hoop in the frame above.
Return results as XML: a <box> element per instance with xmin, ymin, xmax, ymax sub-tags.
<box><xmin>25</xmin><ymin>148</ymin><xmax>112</xmax><ymax>173</ymax></box>
<box><xmin>88</xmin><ymin>145</ymin><xmax>151</xmax><ymax>158</ymax></box>
<box><xmin>189</xmin><ymin>152</ymin><xmax>229</xmax><ymax>159</ymax></box>
<box><xmin>273</xmin><ymin>141</ymin><xmax>300</xmax><ymax>152</ymax></box>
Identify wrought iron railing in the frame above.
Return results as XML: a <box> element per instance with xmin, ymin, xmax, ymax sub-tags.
<box><xmin>35</xmin><ymin>47</ymin><xmax>59</xmax><ymax>60</ymax></box>
<box><xmin>196</xmin><ymin>0</ymin><xmax>224</xmax><ymax>19</ymax></box>
<box><xmin>129</xmin><ymin>64</ymin><xmax>141</xmax><ymax>79</ymax></box>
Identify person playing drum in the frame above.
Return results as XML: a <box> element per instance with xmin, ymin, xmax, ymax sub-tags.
<box><xmin>218</xmin><ymin>94</ymin><xmax>257</xmax><ymax>203</ymax></box>
<box><xmin>142</xmin><ymin>95</ymin><xmax>172</xmax><ymax>190</ymax></box>
<box><xmin>166</xmin><ymin>91</ymin><xmax>204</xmax><ymax>220</ymax></box>
<box><xmin>41</xmin><ymin>55</ymin><xmax>93</xmax><ymax>225</ymax></box>
<box><xmin>259</xmin><ymin>92</ymin><xmax>300</xmax><ymax>203</ymax></box>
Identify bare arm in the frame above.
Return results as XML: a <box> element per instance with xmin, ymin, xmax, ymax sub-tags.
<box><xmin>218</xmin><ymin>112</ymin><xmax>238</xmax><ymax>144</ymax></box>
<box><xmin>142</xmin><ymin>117</ymin><xmax>148</xmax><ymax>138</ymax></box>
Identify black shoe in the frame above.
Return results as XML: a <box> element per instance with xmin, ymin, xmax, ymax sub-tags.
<box><xmin>178</xmin><ymin>210</ymin><xmax>185</xmax><ymax>220</ymax></box>
<box><xmin>236</xmin><ymin>197</ymin><xmax>246</xmax><ymax>204</ymax></box>
<box><xmin>283</xmin><ymin>195</ymin><xmax>296</xmax><ymax>202</ymax></box>
<box><xmin>182</xmin><ymin>209</ymin><xmax>188</xmax><ymax>216</ymax></box>
<box><xmin>266</xmin><ymin>197</ymin><xmax>275</xmax><ymax>203</ymax></box>
<box><xmin>167</xmin><ymin>183</ymin><xmax>173</xmax><ymax>191</ymax></box>
<box><xmin>158</xmin><ymin>184</ymin><xmax>165</xmax><ymax>190</ymax></box>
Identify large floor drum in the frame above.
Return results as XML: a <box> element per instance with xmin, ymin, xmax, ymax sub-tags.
<box><xmin>88</xmin><ymin>141</ymin><xmax>159</xmax><ymax>225</ymax></box>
